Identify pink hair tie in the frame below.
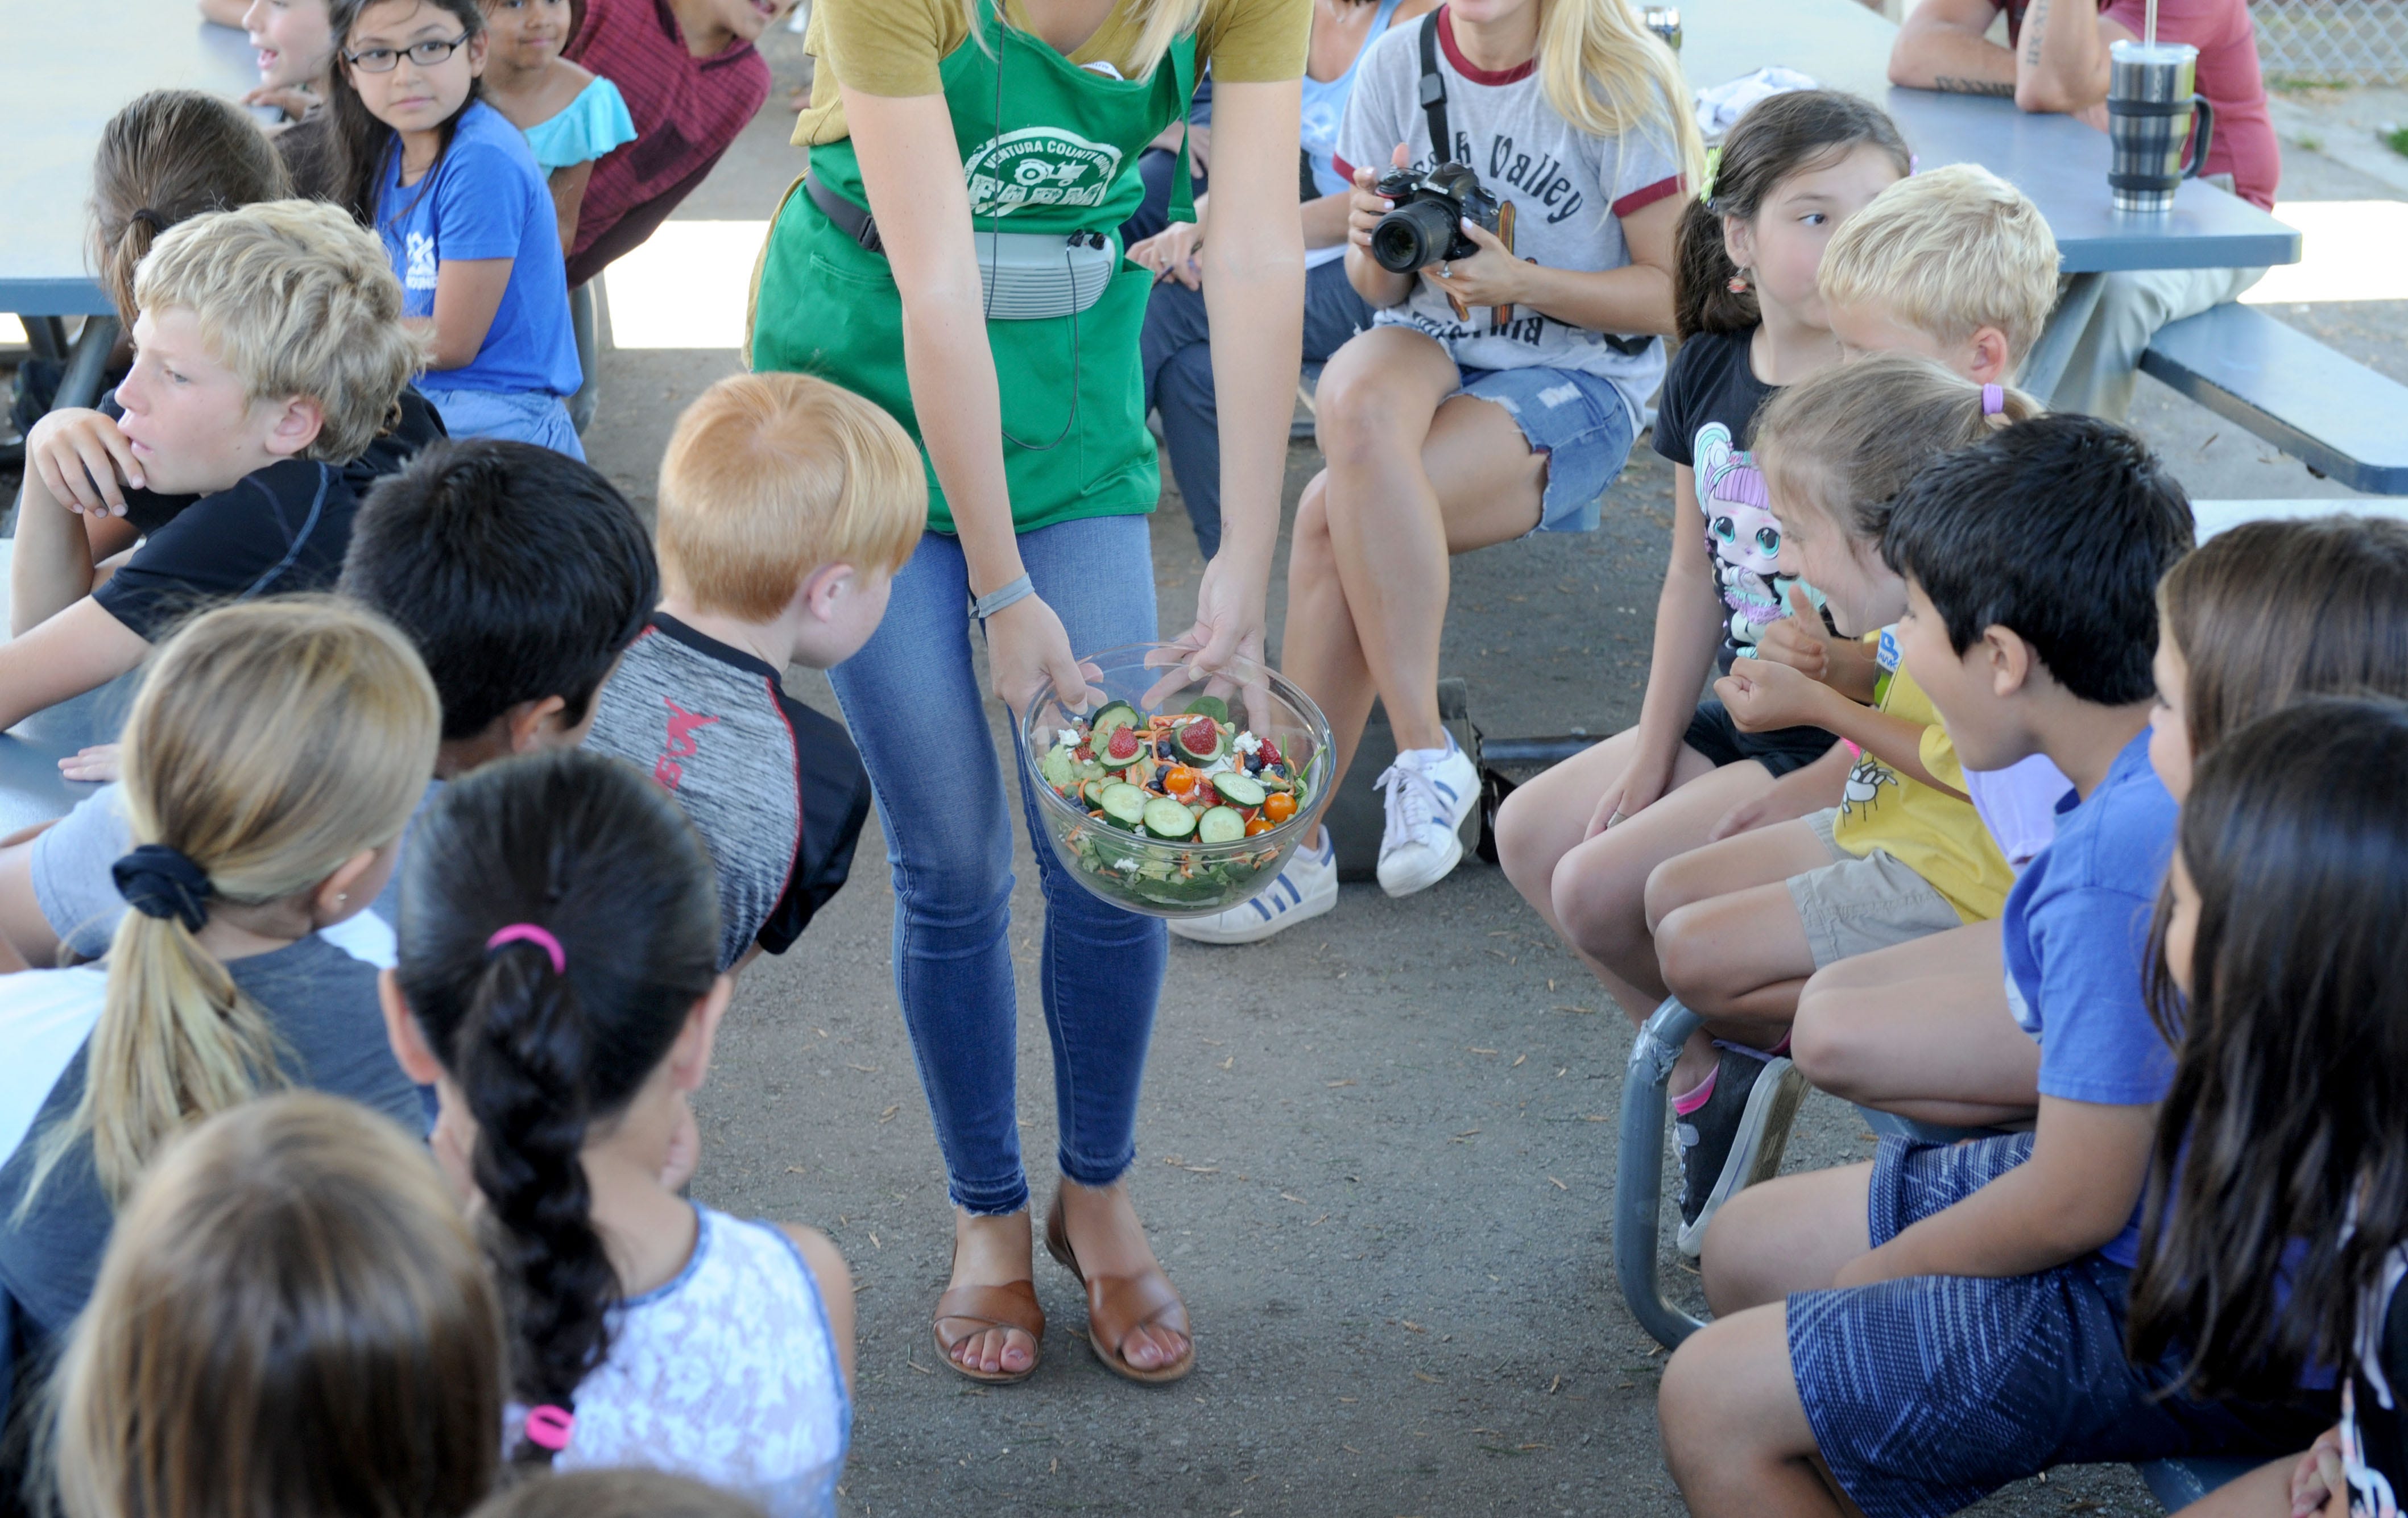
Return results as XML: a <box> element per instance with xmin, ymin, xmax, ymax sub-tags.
<box><xmin>1981</xmin><ymin>382</ymin><xmax>2005</xmax><ymax>417</ymax></box>
<box><xmin>486</xmin><ymin>924</ymin><xmax>566</xmax><ymax>975</ymax></box>
<box><xmin>523</xmin><ymin>1404</ymin><xmax>575</xmax><ymax>1452</ymax></box>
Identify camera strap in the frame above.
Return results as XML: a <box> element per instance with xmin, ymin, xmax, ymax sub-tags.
<box><xmin>1416</xmin><ymin>10</ymin><xmax>1451</xmax><ymax>162</ymax></box>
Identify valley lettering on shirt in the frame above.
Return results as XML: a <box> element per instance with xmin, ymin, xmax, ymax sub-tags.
<box><xmin>1333</xmin><ymin>5</ymin><xmax>1685</xmax><ymax>422</ymax></box>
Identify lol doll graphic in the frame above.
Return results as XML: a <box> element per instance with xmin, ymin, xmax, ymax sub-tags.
<box><xmin>1694</xmin><ymin>423</ymin><xmax>1810</xmax><ymax>661</ymax></box>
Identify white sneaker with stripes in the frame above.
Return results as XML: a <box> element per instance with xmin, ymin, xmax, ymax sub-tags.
<box><xmin>1373</xmin><ymin>738</ymin><xmax>1479</xmax><ymax>898</ymax></box>
<box><xmin>1167</xmin><ymin>831</ymin><xmax>1338</xmax><ymax>945</ymax></box>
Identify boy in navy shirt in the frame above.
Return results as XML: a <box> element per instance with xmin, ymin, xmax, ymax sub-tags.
<box><xmin>3</xmin><ymin>200</ymin><xmax>419</xmax><ymax>733</ymax></box>
<box><xmin>1658</xmin><ymin>417</ymin><xmax>2324</xmax><ymax>1517</ymax></box>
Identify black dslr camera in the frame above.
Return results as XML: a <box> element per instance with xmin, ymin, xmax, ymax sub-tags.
<box><xmin>1370</xmin><ymin>161</ymin><xmax>1503</xmax><ymax>274</ymax></box>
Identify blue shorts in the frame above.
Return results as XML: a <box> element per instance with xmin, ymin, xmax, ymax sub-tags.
<box><xmin>1789</xmin><ymin>1133</ymin><xmax>2328</xmax><ymax>1518</ymax></box>
<box><xmin>1452</xmin><ymin>366</ymin><xmax>1637</xmax><ymax>534</ymax></box>
<box><xmin>416</xmin><ymin>384</ymin><xmax>585</xmax><ymax>461</ymax></box>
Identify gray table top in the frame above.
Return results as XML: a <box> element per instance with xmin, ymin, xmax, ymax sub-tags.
<box><xmin>1675</xmin><ymin>0</ymin><xmax>2301</xmax><ymax>274</ymax></box>
<box><xmin>0</xmin><ymin>3</ymin><xmax>263</xmax><ymax>316</ymax></box>
<box><xmin>0</xmin><ymin>545</ymin><xmax>118</xmax><ymax>833</ymax></box>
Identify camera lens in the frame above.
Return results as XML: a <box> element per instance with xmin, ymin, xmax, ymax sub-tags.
<box><xmin>1371</xmin><ymin>197</ymin><xmax>1457</xmax><ymax>274</ymax></box>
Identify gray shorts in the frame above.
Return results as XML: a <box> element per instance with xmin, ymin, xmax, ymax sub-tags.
<box><xmin>1785</xmin><ymin>808</ymin><xmax>1964</xmax><ymax>970</ymax></box>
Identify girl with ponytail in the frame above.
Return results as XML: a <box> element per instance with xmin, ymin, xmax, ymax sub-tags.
<box><xmin>381</xmin><ymin>748</ymin><xmax>854</xmax><ymax>1516</ymax></box>
<box><xmin>0</xmin><ymin>596</ymin><xmax>438</xmax><ymax>1353</ymax></box>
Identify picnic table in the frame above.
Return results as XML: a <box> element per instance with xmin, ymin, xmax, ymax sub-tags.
<box><xmin>0</xmin><ymin>1</ymin><xmax>263</xmax><ymax>412</ymax></box>
<box><xmin>1675</xmin><ymin>0</ymin><xmax>2303</xmax><ymax>397</ymax></box>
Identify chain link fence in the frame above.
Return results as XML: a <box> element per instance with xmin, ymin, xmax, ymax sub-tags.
<box><xmin>2254</xmin><ymin>0</ymin><xmax>2408</xmax><ymax>86</ymax></box>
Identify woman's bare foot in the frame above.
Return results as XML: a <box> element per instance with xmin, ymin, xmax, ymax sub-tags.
<box><xmin>1056</xmin><ymin>1178</ymin><xmax>1189</xmax><ymax>1372</ymax></box>
<box><xmin>938</xmin><ymin>1208</ymin><xmax>1038</xmax><ymax>1378</ymax></box>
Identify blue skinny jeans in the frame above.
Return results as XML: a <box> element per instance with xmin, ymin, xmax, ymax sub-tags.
<box><xmin>826</xmin><ymin>514</ymin><xmax>1166</xmax><ymax>1215</ymax></box>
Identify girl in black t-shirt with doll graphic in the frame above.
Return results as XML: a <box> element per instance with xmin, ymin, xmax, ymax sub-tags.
<box><xmin>1495</xmin><ymin>89</ymin><xmax>1907</xmax><ymax>1235</ymax></box>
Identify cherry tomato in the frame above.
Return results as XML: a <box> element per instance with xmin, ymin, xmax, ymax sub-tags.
<box><xmin>1244</xmin><ymin>817</ymin><xmax>1274</xmax><ymax>837</ymax></box>
<box><xmin>1263</xmin><ymin>792</ymin><xmax>1297</xmax><ymax>824</ymax></box>
<box><xmin>1165</xmin><ymin>764</ymin><xmax>1199</xmax><ymax>796</ymax></box>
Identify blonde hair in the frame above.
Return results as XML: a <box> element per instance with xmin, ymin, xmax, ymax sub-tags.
<box><xmin>131</xmin><ymin>198</ymin><xmax>423</xmax><ymax>464</ymax></box>
<box><xmin>959</xmin><ymin>0</ymin><xmax>1205</xmax><ymax>78</ymax></box>
<box><xmin>51</xmin><ymin>1093</ymin><xmax>504</xmax><ymax>1518</ymax></box>
<box><xmin>30</xmin><ymin>598</ymin><xmax>438</xmax><ymax>1207</ymax></box>
<box><xmin>1817</xmin><ymin>164</ymin><xmax>2060</xmax><ymax>366</ymax></box>
<box><xmin>1755</xmin><ymin>351</ymin><xmax>2042</xmax><ymax>543</ymax></box>
<box><xmin>657</xmin><ymin>373</ymin><xmax>927</xmax><ymax>621</ymax></box>
<box><xmin>1537</xmin><ymin>0</ymin><xmax>1706</xmax><ymax>195</ymax></box>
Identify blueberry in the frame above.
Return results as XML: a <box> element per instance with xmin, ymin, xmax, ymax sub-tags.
<box><xmin>1156</xmin><ymin>739</ymin><xmax>1174</xmax><ymax>760</ymax></box>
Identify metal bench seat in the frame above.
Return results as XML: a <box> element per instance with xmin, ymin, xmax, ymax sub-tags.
<box><xmin>2140</xmin><ymin>303</ymin><xmax>2408</xmax><ymax>496</ymax></box>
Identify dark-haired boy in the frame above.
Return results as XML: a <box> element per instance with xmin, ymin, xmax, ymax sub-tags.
<box><xmin>0</xmin><ymin>439</ymin><xmax>658</xmax><ymax>967</ymax></box>
<box><xmin>1660</xmin><ymin>416</ymin><xmax>2326</xmax><ymax>1517</ymax></box>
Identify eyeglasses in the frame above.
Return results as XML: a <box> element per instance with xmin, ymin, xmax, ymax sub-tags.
<box><xmin>344</xmin><ymin>32</ymin><xmax>471</xmax><ymax>72</ymax></box>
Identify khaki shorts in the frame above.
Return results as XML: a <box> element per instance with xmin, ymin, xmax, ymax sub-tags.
<box><xmin>1785</xmin><ymin>809</ymin><xmax>1965</xmax><ymax>970</ymax></box>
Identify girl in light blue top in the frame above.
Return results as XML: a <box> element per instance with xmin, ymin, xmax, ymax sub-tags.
<box><xmin>478</xmin><ymin>0</ymin><xmax>637</xmax><ymax>254</ymax></box>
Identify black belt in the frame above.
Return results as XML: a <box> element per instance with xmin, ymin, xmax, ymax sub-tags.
<box><xmin>806</xmin><ymin>173</ymin><xmax>884</xmax><ymax>255</ymax></box>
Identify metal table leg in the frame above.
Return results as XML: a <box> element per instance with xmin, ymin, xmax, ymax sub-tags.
<box><xmin>1614</xmin><ymin>996</ymin><xmax>1709</xmax><ymax>1350</ymax></box>
<box><xmin>53</xmin><ymin>315</ymin><xmax>121</xmax><ymax>413</ymax></box>
<box><xmin>2017</xmin><ymin>270</ymin><xmax>2104</xmax><ymax>407</ymax></box>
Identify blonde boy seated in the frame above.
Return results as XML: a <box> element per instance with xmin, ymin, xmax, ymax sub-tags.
<box><xmin>6</xmin><ymin>200</ymin><xmax>417</xmax><ymax>729</ymax></box>
<box><xmin>583</xmin><ymin>372</ymin><xmax>923</xmax><ymax>974</ymax></box>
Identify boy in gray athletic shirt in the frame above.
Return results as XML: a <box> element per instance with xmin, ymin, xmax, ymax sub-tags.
<box><xmin>582</xmin><ymin>372</ymin><xmax>922</xmax><ymax>971</ymax></box>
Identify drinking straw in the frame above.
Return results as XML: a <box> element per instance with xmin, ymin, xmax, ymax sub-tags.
<box><xmin>2145</xmin><ymin>0</ymin><xmax>2158</xmax><ymax>46</ymax></box>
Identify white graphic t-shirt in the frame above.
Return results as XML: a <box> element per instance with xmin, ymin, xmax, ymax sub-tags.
<box><xmin>1333</xmin><ymin>6</ymin><xmax>1685</xmax><ymax>421</ymax></box>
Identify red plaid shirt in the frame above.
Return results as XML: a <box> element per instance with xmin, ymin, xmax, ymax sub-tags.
<box><xmin>565</xmin><ymin>0</ymin><xmax>772</xmax><ymax>267</ymax></box>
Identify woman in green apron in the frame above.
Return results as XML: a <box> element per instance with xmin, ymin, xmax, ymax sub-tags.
<box><xmin>750</xmin><ymin>0</ymin><xmax>1306</xmax><ymax>1387</ymax></box>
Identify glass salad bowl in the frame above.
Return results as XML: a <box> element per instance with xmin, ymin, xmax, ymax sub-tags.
<box><xmin>1019</xmin><ymin>643</ymin><xmax>1335</xmax><ymax>919</ymax></box>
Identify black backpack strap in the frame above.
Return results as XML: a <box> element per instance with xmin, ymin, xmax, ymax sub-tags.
<box><xmin>1416</xmin><ymin>9</ymin><xmax>1451</xmax><ymax>163</ymax></box>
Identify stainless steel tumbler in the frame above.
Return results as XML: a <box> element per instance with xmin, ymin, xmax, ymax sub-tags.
<box><xmin>2107</xmin><ymin>39</ymin><xmax>2215</xmax><ymax>213</ymax></box>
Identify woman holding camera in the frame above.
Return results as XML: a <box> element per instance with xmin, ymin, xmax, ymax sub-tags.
<box><xmin>748</xmin><ymin>0</ymin><xmax>1306</xmax><ymax>1390</ymax></box>
<box><xmin>1176</xmin><ymin>0</ymin><xmax>1701</xmax><ymax>943</ymax></box>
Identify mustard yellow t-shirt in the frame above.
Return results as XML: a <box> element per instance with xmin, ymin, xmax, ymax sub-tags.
<box><xmin>1829</xmin><ymin>642</ymin><xmax>2017</xmax><ymax>924</ymax></box>
<box><xmin>793</xmin><ymin>0</ymin><xmax>1310</xmax><ymax>148</ymax></box>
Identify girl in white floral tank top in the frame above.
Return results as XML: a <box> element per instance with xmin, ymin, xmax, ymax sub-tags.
<box><xmin>383</xmin><ymin>751</ymin><xmax>856</xmax><ymax>1515</ymax></box>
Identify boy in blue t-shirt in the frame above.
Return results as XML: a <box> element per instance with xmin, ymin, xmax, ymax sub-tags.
<box><xmin>1658</xmin><ymin>417</ymin><xmax>2326</xmax><ymax>1518</ymax></box>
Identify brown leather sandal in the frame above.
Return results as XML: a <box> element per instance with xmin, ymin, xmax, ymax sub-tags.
<box><xmin>932</xmin><ymin>1252</ymin><xmax>1045</xmax><ymax>1385</ymax></box>
<box><xmin>1044</xmin><ymin>1195</ymin><xmax>1195</xmax><ymax>1385</ymax></box>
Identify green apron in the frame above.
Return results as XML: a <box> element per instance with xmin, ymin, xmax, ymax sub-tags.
<box><xmin>748</xmin><ymin>4</ymin><xmax>1198</xmax><ymax>535</ymax></box>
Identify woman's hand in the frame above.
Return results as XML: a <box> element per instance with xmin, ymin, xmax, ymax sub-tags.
<box><xmin>25</xmin><ymin>408</ymin><xmax>142</xmax><ymax>518</ymax></box>
<box><xmin>1346</xmin><ymin>146</ymin><xmax>1408</xmax><ymax>253</ymax></box>
<box><xmin>1715</xmin><ymin>657</ymin><xmax>1837</xmax><ymax>734</ymax></box>
<box><xmin>984</xmin><ymin>593</ymin><xmax>1095</xmax><ymax>718</ymax></box>
<box><xmin>1584</xmin><ymin>748</ymin><xmax>1677</xmax><ymax>841</ymax></box>
<box><xmin>1422</xmin><ymin>216</ymin><xmax>1532</xmax><ymax>309</ymax></box>
<box><xmin>1151</xmin><ymin>549</ymin><xmax>1271</xmax><ymax>713</ymax></box>
<box><xmin>1131</xmin><ymin>219</ymin><xmax>1205</xmax><ymax>289</ymax></box>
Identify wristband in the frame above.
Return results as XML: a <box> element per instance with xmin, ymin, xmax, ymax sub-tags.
<box><xmin>971</xmin><ymin>574</ymin><xmax>1036</xmax><ymax>621</ymax></box>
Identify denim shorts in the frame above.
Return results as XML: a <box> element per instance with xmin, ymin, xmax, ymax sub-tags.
<box><xmin>416</xmin><ymin>384</ymin><xmax>584</xmax><ymax>461</ymax></box>
<box><xmin>1452</xmin><ymin>365</ymin><xmax>1639</xmax><ymax>534</ymax></box>
<box><xmin>1682</xmin><ymin>696</ymin><xmax>1836</xmax><ymax>778</ymax></box>
<box><xmin>1788</xmin><ymin>1133</ymin><xmax>2329</xmax><ymax>1518</ymax></box>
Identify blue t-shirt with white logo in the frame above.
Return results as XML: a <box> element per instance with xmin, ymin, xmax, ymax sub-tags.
<box><xmin>374</xmin><ymin>99</ymin><xmax>581</xmax><ymax>397</ymax></box>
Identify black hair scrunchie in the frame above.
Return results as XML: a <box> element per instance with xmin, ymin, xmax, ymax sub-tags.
<box><xmin>127</xmin><ymin>208</ymin><xmax>168</xmax><ymax>233</ymax></box>
<box><xmin>112</xmin><ymin>845</ymin><xmax>213</xmax><ymax>932</ymax></box>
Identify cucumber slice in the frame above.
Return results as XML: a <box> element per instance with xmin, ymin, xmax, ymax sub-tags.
<box><xmin>1081</xmin><ymin>778</ymin><xmax>1109</xmax><ymax>808</ymax></box>
<box><xmin>1174</xmin><ymin>715</ymin><xmax>1227</xmax><ymax>764</ymax></box>
<box><xmin>1208</xmin><ymin>772</ymin><xmax>1266</xmax><ymax>808</ymax></box>
<box><xmin>1182</xmin><ymin>694</ymin><xmax>1230</xmax><ymax>724</ymax></box>
<box><xmin>1096</xmin><ymin>722</ymin><xmax>1151</xmax><ymax>768</ymax></box>
<box><xmin>1195</xmin><ymin>805</ymin><xmax>1246</xmax><ymax>844</ymax></box>
<box><xmin>1039</xmin><ymin>743</ymin><xmax>1075</xmax><ymax>791</ymax></box>
<box><xmin>1141</xmin><ymin>797</ymin><xmax>1198</xmax><ymax>839</ymax></box>
<box><xmin>1090</xmin><ymin>701</ymin><xmax>1139</xmax><ymax>746</ymax></box>
<box><xmin>1098</xmin><ymin>783</ymin><xmax>1151</xmax><ymax>829</ymax></box>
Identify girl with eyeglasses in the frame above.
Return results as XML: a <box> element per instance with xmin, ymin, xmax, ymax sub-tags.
<box><xmin>323</xmin><ymin>0</ymin><xmax>587</xmax><ymax>457</ymax></box>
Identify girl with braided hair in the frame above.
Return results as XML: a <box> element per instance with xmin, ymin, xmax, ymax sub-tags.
<box><xmin>380</xmin><ymin>747</ymin><xmax>854</xmax><ymax>1515</ymax></box>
